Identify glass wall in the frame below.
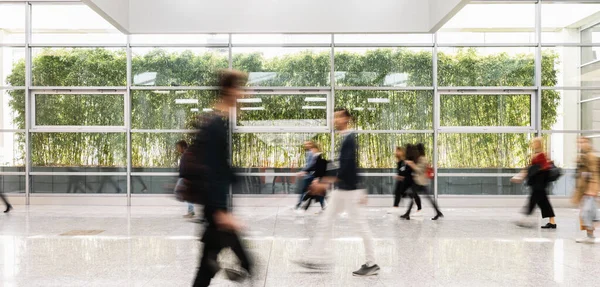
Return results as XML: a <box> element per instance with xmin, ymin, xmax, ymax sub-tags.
<box><xmin>0</xmin><ymin>1</ymin><xmax>596</xmax><ymax>201</ymax></box>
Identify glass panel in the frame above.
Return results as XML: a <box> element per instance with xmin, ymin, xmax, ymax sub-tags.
<box><xmin>31</xmin><ymin>175</ymin><xmax>126</xmax><ymax>194</ymax></box>
<box><xmin>132</xmin><ymin>133</ymin><xmax>195</xmax><ymax>171</ymax></box>
<box><xmin>334</xmin><ymin>48</ymin><xmax>433</xmax><ymax>87</ymax></box>
<box><xmin>541</xmin><ymin>46</ymin><xmax>600</xmax><ymax>87</ymax></box>
<box><xmin>32</xmin><ymin>48</ymin><xmax>126</xmax><ymax>86</ymax></box>
<box><xmin>132</xmin><ymin>90</ymin><xmax>218</xmax><ymax>130</ymax></box>
<box><xmin>236</xmin><ymin>94</ymin><xmax>328</xmax><ymax>128</ymax></box>
<box><xmin>234</xmin><ymin>175</ymin><xmax>299</xmax><ymax>194</ymax></box>
<box><xmin>232</xmin><ymin>34</ymin><xmax>331</xmax><ymax>44</ymax></box>
<box><xmin>35</xmin><ymin>94</ymin><xmax>124</xmax><ymax>126</ymax></box>
<box><xmin>2</xmin><ymin>47</ymin><xmax>25</xmax><ymax>86</ymax></box>
<box><xmin>131</xmin><ymin>175</ymin><xmax>178</xmax><ymax>194</ymax></box>
<box><xmin>582</xmin><ymin>23</ymin><xmax>600</xmax><ymax>44</ymax></box>
<box><xmin>31</xmin><ymin>4</ymin><xmax>126</xmax><ymax>44</ymax></box>
<box><xmin>438</xmin><ymin>175</ymin><xmax>526</xmax><ymax>196</ymax></box>
<box><xmin>352</xmin><ymin>134</ymin><xmax>433</xmax><ymax>170</ymax></box>
<box><xmin>1</xmin><ymin>89</ymin><xmax>24</xmax><ymax>129</ymax></box>
<box><xmin>131</xmin><ymin>48</ymin><xmax>228</xmax><ymax>86</ymax></box>
<box><xmin>31</xmin><ymin>133</ymin><xmax>126</xmax><ymax>172</ymax></box>
<box><xmin>543</xmin><ymin>90</ymin><xmax>600</xmax><ymax>131</ymax></box>
<box><xmin>360</xmin><ymin>176</ymin><xmax>395</xmax><ymax>195</ymax></box>
<box><xmin>232</xmin><ymin>133</ymin><xmax>331</xmax><ymax>170</ymax></box>
<box><xmin>438</xmin><ymin>47</ymin><xmax>535</xmax><ymax>87</ymax></box>
<box><xmin>0</xmin><ymin>132</ymin><xmax>25</xmax><ymax>168</ymax></box>
<box><xmin>334</xmin><ymin>34</ymin><xmax>433</xmax><ymax>44</ymax></box>
<box><xmin>543</xmin><ymin>133</ymin><xmax>582</xmax><ymax>170</ymax></box>
<box><xmin>232</xmin><ymin>47</ymin><xmax>330</xmax><ymax>87</ymax></box>
<box><xmin>0</xmin><ymin>175</ymin><xmax>25</xmax><ymax>194</ymax></box>
<box><xmin>440</xmin><ymin>94</ymin><xmax>531</xmax><ymax>127</ymax></box>
<box><xmin>130</xmin><ymin>34</ymin><xmax>229</xmax><ymax>45</ymax></box>
<box><xmin>438</xmin><ymin>133</ymin><xmax>533</xmax><ymax>169</ymax></box>
<box><xmin>439</xmin><ymin>3</ymin><xmax>535</xmax><ymax>44</ymax></box>
<box><xmin>335</xmin><ymin>90</ymin><xmax>432</xmax><ymax>130</ymax></box>
<box><xmin>542</xmin><ymin>3</ymin><xmax>600</xmax><ymax>43</ymax></box>
<box><xmin>0</xmin><ymin>3</ymin><xmax>25</xmax><ymax>44</ymax></box>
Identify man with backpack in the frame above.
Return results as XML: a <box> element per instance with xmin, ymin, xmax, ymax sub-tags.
<box><xmin>189</xmin><ymin>70</ymin><xmax>252</xmax><ymax>287</ymax></box>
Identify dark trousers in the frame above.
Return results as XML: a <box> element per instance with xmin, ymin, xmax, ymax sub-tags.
<box><xmin>526</xmin><ymin>188</ymin><xmax>555</xmax><ymax>218</ymax></box>
<box><xmin>303</xmin><ymin>195</ymin><xmax>325</xmax><ymax>210</ymax></box>
<box><xmin>0</xmin><ymin>190</ymin><xmax>10</xmax><ymax>208</ymax></box>
<box><xmin>406</xmin><ymin>185</ymin><xmax>440</xmax><ymax>215</ymax></box>
<box><xmin>296</xmin><ymin>175</ymin><xmax>315</xmax><ymax>208</ymax></box>
<box><xmin>393</xmin><ymin>182</ymin><xmax>421</xmax><ymax>209</ymax></box>
<box><xmin>193</xmin><ymin>225</ymin><xmax>252</xmax><ymax>287</ymax></box>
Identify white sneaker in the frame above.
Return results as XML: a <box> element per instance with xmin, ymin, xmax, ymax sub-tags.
<box><xmin>576</xmin><ymin>237</ymin><xmax>596</xmax><ymax>244</ymax></box>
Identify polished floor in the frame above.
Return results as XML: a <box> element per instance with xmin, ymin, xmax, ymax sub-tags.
<box><xmin>0</xmin><ymin>204</ymin><xmax>598</xmax><ymax>287</ymax></box>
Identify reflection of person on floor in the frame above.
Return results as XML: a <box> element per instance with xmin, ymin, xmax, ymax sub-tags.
<box><xmin>134</xmin><ymin>176</ymin><xmax>148</xmax><ymax>193</ymax></box>
<box><xmin>0</xmin><ymin>177</ymin><xmax>13</xmax><ymax>213</ymax></box>
<box><xmin>176</xmin><ymin>140</ymin><xmax>195</xmax><ymax>218</ymax></box>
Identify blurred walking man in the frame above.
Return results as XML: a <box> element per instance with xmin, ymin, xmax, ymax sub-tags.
<box><xmin>192</xmin><ymin>70</ymin><xmax>252</xmax><ymax>287</ymax></box>
<box><xmin>294</xmin><ymin>108</ymin><xmax>380</xmax><ymax>276</ymax></box>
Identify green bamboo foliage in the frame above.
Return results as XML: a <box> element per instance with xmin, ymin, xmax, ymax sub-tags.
<box><xmin>6</xmin><ymin>47</ymin><xmax>560</xmax><ymax>170</ymax></box>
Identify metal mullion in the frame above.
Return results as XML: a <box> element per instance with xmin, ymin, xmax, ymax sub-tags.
<box><xmin>579</xmin><ymin>96</ymin><xmax>600</xmax><ymax>104</ymax></box>
<box><xmin>29</xmin><ymin>172</ymin><xmax>127</xmax><ymax>176</ymax></box>
<box><xmin>30</xmin><ymin>87</ymin><xmax>127</xmax><ymax>92</ymax></box>
<box><xmin>0</xmin><ymin>129</ymin><xmax>26</xmax><ymax>133</ymax></box>
<box><xmin>438</xmin><ymin>127</ymin><xmax>536</xmax><ymax>134</ymax></box>
<box><xmin>334</xmin><ymin>86</ymin><xmax>434</xmax><ymax>91</ymax></box>
<box><xmin>437</xmin><ymin>86</ymin><xmax>537</xmax><ymax>92</ymax></box>
<box><xmin>433</xmin><ymin>31</ymin><xmax>439</xmax><ymax>201</ymax></box>
<box><xmin>437</xmin><ymin>43</ymin><xmax>537</xmax><ymax>48</ymax></box>
<box><xmin>29</xmin><ymin>43</ymin><xmax>127</xmax><ymax>48</ymax></box>
<box><xmin>437</xmin><ymin>173</ymin><xmax>515</xmax><ymax>178</ymax></box>
<box><xmin>130</xmin><ymin>172</ymin><xmax>178</xmax><ymax>176</ymax></box>
<box><xmin>330</xmin><ymin>34</ymin><xmax>335</xmax><ymax>165</ymax></box>
<box><xmin>243</xmin><ymin>87</ymin><xmax>331</xmax><ymax>92</ymax></box>
<box><xmin>0</xmin><ymin>43</ymin><xmax>27</xmax><ymax>48</ymax></box>
<box><xmin>535</xmin><ymin>0</ymin><xmax>542</xmax><ymax>136</ymax></box>
<box><xmin>352</xmin><ymin>130</ymin><xmax>433</xmax><ymax>134</ymax></box>
<box><xmin>541</xmin><ymin>86</ymin><xmax>600</xmax><ymax>90</ymax></box>
<box><xmin>0</xmin><ymin>172</ymin><xmax>26</xmax><ymax>176</ymax></box>
<box><xmin>0</xmin><ymin>86</ymin><xmax>26</xmax><ymax>89</ymax></box>
<box><xmin>130</xmin><ymin>129</ymin><xmax>196</xmax><ymax>133</ymax></box>
<box><xmin>30</xmin><ymin>127</ymin><xmax>127</xmax><ymax>133</ymax></box>
<box><xmin>236</xmin><ymin>172</ymin><xmax>300</xmax><ymax>177</ymax></box>
<box><xmin>233</xmin><ymin>127</ymin><xmax>330</xmax><ymax>133</ymax></box>
<box><xmin>24</xmin><ymin>1</ymin><xmax>31</xmax><ymax>205</ymax></box>
<box><xmin>541</xmin><ymin>43</ymin><xmax>600</xmax><ymax>47</ymax></box>
<box><xmin>126</xmin><ymin>34</ymin><xmax>132</xmax><ymax>206</ymax></box>
<box><xmin>231</xmin><ymin>43</ymin><xmax>331</xmax><ymax>48</ymax></box>
<box><xmin>130</xmin><ymin>86</ymin><xmax>219</xmax><ymax>91</ymax></box>
<box><xmin>334</xmin><ymin>43</ymin><xmax>434</xmax><ymax>48</ymax></box>
<box><xmin>357</xmin><ymin>173</ymin><xmax>395</xmax><ymax>177</ymax></box>
<box><xmin>541</xmin><ymin>130</ymin><xmax>600</xmax><ymax>134</ymax></box>
<box><xmin>129</xmin><ymin>43</ymin><xmax>229</xmax><ymax>48</ymax></box>
<box><xmin>29</xmin><ymin>193</ymin><xmax>127</xmax><ymax>197</ymax></box>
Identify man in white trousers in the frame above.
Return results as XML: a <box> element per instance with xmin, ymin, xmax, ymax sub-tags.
<box><xmin>294</xmin><ymin>108</ymin><xmax>379</xmax><ymax>277</ymax></box>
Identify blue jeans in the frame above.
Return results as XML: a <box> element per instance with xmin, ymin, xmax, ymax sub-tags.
<box><xmin>296</xmin><ymin>175</ymin><xmax>315</xmax><ymax>208</ymax></box>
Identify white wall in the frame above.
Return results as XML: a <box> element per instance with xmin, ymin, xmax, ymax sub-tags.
<box><xmin>127</xmin><ymin>0</ymin><xmax>430</xmax><ymax>34</ymax></box>
<box><xmin>83</xmin><ymin>0</ymin><xmax>129</xmax><ymax>32</ymax></box>
<box><xmin>429</xmin><ymin>0</ymin><xmax>469</xmax><ymax>32</ymax></box>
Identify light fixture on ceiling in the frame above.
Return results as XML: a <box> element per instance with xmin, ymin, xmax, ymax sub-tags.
<box><xmin>190</xmin><ymin>108</ymin><xmax>199</xmax><ymax>112</ymax></box>
<box><xmin>175</xmin><ymin>99</ymin><xmax>198</xmax><ymax>104</ymax></box>
<box><xmin>367</xmin><ymin>98</ymin><xmax>390</xmax><ymax>103</ymax></box>
<box><xmin>153</xmin><ymin>90</ymin><xmax>170</xmax><ymax>94</ymax></box>
<box><xmin>302</xmin><ymin>106</ymin><xmax>326</xmax><ymax>110</ymax></box>
<box><xmin>240</xmin><ymin>107</ymin><xmax>265</xmax><ymax>111</ymax></box>
<box><xmin>304</xmin><ymin>97</ymin><xmax>327</xmax><ymax>102</ymax></box>
<box><xmin>237</xmin><ymin>98</ymin><xmax>262</xmax><ymax>103</ymax></box>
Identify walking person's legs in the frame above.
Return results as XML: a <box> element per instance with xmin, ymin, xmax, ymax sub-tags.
<box><xmin>193</xmin><ymin>227</ymin><xmax>224</xmax><ymax>287</ymax></box>
<box><xmin>346</xmin><ymin>189</ymin><xmax>379</xmax><ymax>276</ymax></box>
<box><xmin>537</xmin><ymin>189</ymin><xmax>556</xmax><ymax>228</ymax></box>
<box><xmin>0</xmin><ymin>188</ymin><xmax>12</xmax><ymax>213</ymax></box>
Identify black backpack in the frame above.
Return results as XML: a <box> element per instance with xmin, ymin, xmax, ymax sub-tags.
<box><xmin>176</xmin><ymin>114</ymin><xmax>214</xmax><ymax>205</ymax></box>
<box><xmin>547</xmin><ymin>162</ymin><xmax>563</xmax><ymax>183</ymax></box>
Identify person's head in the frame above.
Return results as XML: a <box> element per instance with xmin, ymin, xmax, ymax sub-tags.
<box><xmin>416</xmin><ymin>143</ymin><xmax>426</xmax><ymax>157</ymax></box>
<box><xmin>303</xmin><ymin>141</ymin><xmax>314</xmax><ymax>151</ymax></box>
<box><xmin>310</xmin><ymin>143</ymin><xmax>321</xmax><ymax>154</ymax></box>
<box><xmin>578</xmin><ymin>136</ymin><xmax>592</xmax><ymax>153</ymax></box>
<box><xmin>175</xmin><ymin>140</ymin><xmax>188</xmax><ymax>154</ymax></box>
<box><xmin>405</xmin><ymin>144</ymin><xmax>418</xmax><ymax>161</ymax></box>
<box><xmin>531</xmin><ymin>137</ymin><xmax>544</xmax><ymax>153</ymax></box>
<box><xmin>218</xmin><ymin>69</ymin><xmax>247</xmax><ymax>108</ymax></box>
<box><xmin>395</xmin><ymin>146</ymin><xmax>406</xmax><ymax>160</ymax></box>
<box><xmin>334</xmin><ymin>108</ymin><xmax>351</xmax><ymax>131</ymax></box>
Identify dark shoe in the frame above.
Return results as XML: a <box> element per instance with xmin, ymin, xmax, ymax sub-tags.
<box><xmin>224</xmin><ymin>268</ymin><xmax>250</xmax><ymax>282</ymax></box>
<box><xmin>400</xmin><ymin>214</ymin><xmax>410</xmax><ymax>220</ymax></box>
<box><xmin>431</xmin><ymin>213</ymin><xmax>444</xmax><ymax>221</ymax></box>
<box><xmin>541</xmin><ymin>223</ymin><xmax>557</xmax><ymax>229</ymax></box>
<box><xmin>4</xmin><ymin>205</ymin><xmax>12</xmax><ymax>213</ymax></box>
<box><xmin>352</xmin><ymin>264</ymin><xmax>380</xmax><ymax>276</ymax></box>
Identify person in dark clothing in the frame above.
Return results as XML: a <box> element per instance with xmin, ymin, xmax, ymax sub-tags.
<box><xmin>389</xmin><ymin>145</ymin><xmax>421</xmax><ymax>214</ymax></box>
<box><xmin>401</xmin><ymin>143</ymin><xmax>441</xmax><ymax>221</ymax></box>
<box><xmin>192</xmin><ymin>70</ymin><xmax>252</xmax><ymax>287</ymax></box>
<box><xmin>302</xmin><ymin>143</ymin><xmax>328</xmax><ymax>212</ymax></box>
<box><xmin>295</xmin><ymin>141</ymin><xmax>316</xmax><ymax>210</ymax></box>
<box><xmin>0</xmin><ymin>179</ymin><xmax>13</xmax><ymax>213</ymax></box>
